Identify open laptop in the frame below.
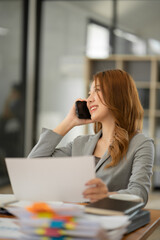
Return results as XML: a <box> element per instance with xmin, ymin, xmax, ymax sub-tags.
<box><xmin>5</xmin><ymin>156</ymin><xmax>95</xmax><ymax>203</ymax></box>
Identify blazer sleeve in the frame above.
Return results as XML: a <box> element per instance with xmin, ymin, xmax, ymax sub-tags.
<box><xmin>118</xmin><ymin>138</ymin><xmax>154</xmax><ymax>204</ymax></box>
<box><xmin>28</xmin><ymin>128</ymin><xmax>73</xmax><ymax>158</ymax></box>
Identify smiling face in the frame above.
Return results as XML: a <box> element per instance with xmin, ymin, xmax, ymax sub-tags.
<box><xmin>87</xmin><ymin>79</ymin><xmax>113</xmax><ymax>123</ymax></box>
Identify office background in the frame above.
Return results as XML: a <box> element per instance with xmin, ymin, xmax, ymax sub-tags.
<box><xmin>0</xmin><ymin>0</ymin><xmax>160</xmax><ymax>208</ymax></box>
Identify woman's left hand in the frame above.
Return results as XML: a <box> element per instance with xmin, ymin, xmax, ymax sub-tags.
<box><xmin>83</xmin><ymin>178</ymin><xmax>109</xmax><ymax>203</ymax></box>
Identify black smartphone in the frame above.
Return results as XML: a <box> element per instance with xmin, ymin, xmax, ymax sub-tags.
<box><xmin>75</xmin><ymin>101</ymin><xmax>91</xmax><ymax>119</ymax></box>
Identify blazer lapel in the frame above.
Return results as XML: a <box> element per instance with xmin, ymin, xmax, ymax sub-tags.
<box><xmin>95</xmin><ymin>152</ymin><xmax>111</xmax><ymax>172</ymax></box>
<box><xmin>83</xmin><ymin>129</ymin><xmax>111</xmax><ymax>171</ymax></box>
<box><xmin>83</xmin><ymin>130</ymin><xmax>102</xmax><ymax>156</ymax></box>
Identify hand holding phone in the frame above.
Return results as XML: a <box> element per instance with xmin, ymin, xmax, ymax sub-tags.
<box><xmin>75</xmin><ymin>101</ymin><xmax>91</xmax><ymax>119</ymax></box>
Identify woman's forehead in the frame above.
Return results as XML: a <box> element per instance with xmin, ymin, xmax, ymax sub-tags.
<box><xmin>90</xmin><ymin>79</ymin><xmax>100</xmax><ymax>89</ymax></box>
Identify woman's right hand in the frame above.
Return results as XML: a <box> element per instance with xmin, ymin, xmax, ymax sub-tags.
<box><xmin>53</xmin><ymin>99</ymin><xmax>94</xmax><ymax>136</ymax></box>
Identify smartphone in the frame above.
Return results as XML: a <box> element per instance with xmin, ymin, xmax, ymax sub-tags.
<box><xmin>75</xmin><ymin>101</ymin><xmax>91</xmax><ymax>119</ymax></box>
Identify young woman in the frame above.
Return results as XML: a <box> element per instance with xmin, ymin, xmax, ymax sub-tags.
<box><xmin>28</xmin><ymin>69</ymin><xmax>154</xmax><ymax>205</ymax></box>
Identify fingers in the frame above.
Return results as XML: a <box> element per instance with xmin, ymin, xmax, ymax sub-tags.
<box><xmin>87</xmin><ymin>194</ymin><xmax>108</xmax><ymax>203</ymax></box>
<box><xmin>75</xmin><ymin>98</ymin><xmax>86</xmax><ymax>102</ymax></box>
<box><xmin>83</xmin><ymin>188</ymin><xmax>108</xmax><ymax>202</ymax></box>
<box><xmin>85</xmin><ymin>178</ymin><xmax>103</xmax><ymax>186</ymax></box>
<box><xmin>83</xmin><ymin>184</ymin><xmax>108</xmax><ymax>198</ymax></box>
<box><xmin>83</xmin><ymin>190</ymin><xmax>108</xmax><ymax>203</ymax></box>
<box><xmin>83</xmin><ymin>178</ymin><xmax>109</xmax><ymax>203</ymax></box>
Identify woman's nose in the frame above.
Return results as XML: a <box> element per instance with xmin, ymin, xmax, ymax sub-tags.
<box><xmin>87</xmin><ymin>94</ymin><xmax>91</xmax><ymax>102</ymax></box>
<box><xmin>87</xmin><ymin>93</ymin><xmax>94</xmax><ymax>103</ymax></box>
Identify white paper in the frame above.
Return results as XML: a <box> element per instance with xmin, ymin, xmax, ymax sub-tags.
<box><xmin>84</xmin><ymin>214</ymin><xmax>130</xmax><ymax>230</ymax></box>
<box><xmin>5</xmin><ymin>156</ymin><xmax>95</xmax><ymax>202</ymax></box>
<box><xmin>7</xmin><ymin>201</ymin><xmax>85</xmax><ymax>219</ymax></box>
<box><xmin>0</xmin><ymin>194</ymin><xmax>17</xmax><ymax>207</ymax></box>
<box><xmin>84</xmin><ymin>214</ymin><xmax>130</xmax><ymax>240</ymax></box>
<box><xmin>0</xmin><ymin>218</ymin><xmax>21</xmax><ymax>239</ymax></box>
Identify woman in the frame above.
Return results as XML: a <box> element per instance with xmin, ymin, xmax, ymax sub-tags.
<box><xmin>28</xmin><ymin>69</ymin><xmax>154</xmax><ymax>205</ymax></box>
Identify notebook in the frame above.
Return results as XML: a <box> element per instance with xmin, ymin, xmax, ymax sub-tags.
<box><xmin>5</xmin><ymin>156</ymin><xmax>95</xmax><ymax>203</ymax></box>
<box><xmin>85</xmin><ymin>197</ymin><xmax>144</xmax><ymax>216</ymax></box>
<box><xmin>127</xmin><ymin>210</ymin><xmax>150</xmax><ymax>233</ymax></box>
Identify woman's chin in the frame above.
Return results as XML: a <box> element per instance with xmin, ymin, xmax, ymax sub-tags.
<box><xmin>91</xmin><ymin>115</ymin><xmax>98</xmax><ymax>122</ymax></box>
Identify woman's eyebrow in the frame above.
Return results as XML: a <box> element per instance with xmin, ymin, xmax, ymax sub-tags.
<box><xmin>94</xmin><ymin>85</ymin><xmax>100</xmax><ymax>88</ymax></box>
<box><xmin>89</xmin><ymin>85</ymin><xmax>100</xmax><ymax>93</ymax></box>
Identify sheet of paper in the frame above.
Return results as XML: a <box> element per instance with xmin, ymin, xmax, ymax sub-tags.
<box><xmin>0</xmin><ymin>218</ymin><xmax>21</xmax><ymax>239</ymax></box>
<box><xmin>0</xmin><ymin>194</ymin><xmax>17</xmax><ymax>207</ymax></box>
<box><xmin>84</xmin><ymin>214</ymin><xmax>130</xmax><ymax>240</ymax></box>
<box><xmin>5</xmin><ymin>156</ymin><xmax>95</xmax><ymax>203</ymax></box>
<box><xmin>84</xmin><ymin>214</ymin><xmax>130</xmax><ymax>230</ymax></box>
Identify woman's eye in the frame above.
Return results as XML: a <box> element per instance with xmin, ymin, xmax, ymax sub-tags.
<box><xmin>95</xmin><ymin>88</ymin><xmax>100</xmax><ymax>92</ymax></box>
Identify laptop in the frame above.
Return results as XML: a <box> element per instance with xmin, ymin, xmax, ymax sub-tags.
<box><xmin>5</xmin><ymin>156</ymin><xmax>95</xmax><ymax>203</ymax></box>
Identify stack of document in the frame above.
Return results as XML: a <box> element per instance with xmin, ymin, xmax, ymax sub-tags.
<box><xmin>7</xmin><ymin>201</ymin><xmax>130</xmax><ymax>240</ymax></box>
<box><xmin>0</xmin><ymin>195</ymin><xmax>130</xmax><ymax>240</ymax></box>
<box><xmin>84</xmin><ymin>214</ymin><xmax>130</xmax><ymax>240</ymax></box>
<box><xmin>0</xmin><ymin>217</ymin><xmax>21</xmax><ymax>239</ymax></box>
<box><xmin>7</xmin><ymin>201</ymin><xmax>108</xmax><ymax>240</ymax></box>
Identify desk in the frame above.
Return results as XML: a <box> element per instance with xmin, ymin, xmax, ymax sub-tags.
<box><xmin>123</xmin><ymin>209</ymin><xmax>160</xmax><ymax>240</ymax></box>
<box><xmin>0</xmin><ymin>209</ymin><xmax>160</xmax><ymax>240</ymax></box>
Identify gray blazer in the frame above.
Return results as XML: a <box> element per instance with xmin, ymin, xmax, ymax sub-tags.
<box><xmin>28</xmin><ymin>128</ymin><xmax>154</xmax><ymax>205</ymax></box>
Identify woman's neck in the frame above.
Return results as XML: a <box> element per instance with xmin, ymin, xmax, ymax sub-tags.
<box><xmin>101</xmin><ymin>120</ymin><xmax>115</xmax><ymax>143</ymax></box>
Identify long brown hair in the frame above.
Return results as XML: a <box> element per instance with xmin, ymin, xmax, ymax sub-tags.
<box><xmin>94</xmin><ymin>69</ymin><xmax>144</xmax><ymax>168</ymax></box>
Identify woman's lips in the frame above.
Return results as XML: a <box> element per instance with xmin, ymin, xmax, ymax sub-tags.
<box><xmin>90</xmin><ymin>105</ymin><xmax>98</xmax><ymax>112</ymax></box>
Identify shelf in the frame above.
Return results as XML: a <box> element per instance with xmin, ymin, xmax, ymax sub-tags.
<box><xmin>155</xmin><ymin>111</ymin><xmax>160</xmax><ymax>117</ymax></box>
<box><xmin>154</xmin><ymin>138</ymin><xmax>160</xmax><ymax>144</ymax></box>
<box><xmin>144</xmin><ymin>110</ymin><xmax>149</xmax><ymax>116</ymax></box>
<box><xmin>153</xmin><ymin>165</ymin><xmax>160</xmax><ymax>172</ymax></box>
<box><xmin>155</xmin><ymin>83</ymin><xmax>160</xmax><ymax>89</ymax></box>
<box><xmin>123</xmin><ymin>61</ymin><xmax>151</xmax><ymax>82</ymax></box>
<box><xmin>135</xmin><ymin>82</ymin><xmax>150</xmax><ymax>88</ymax></box>
<box><xmin>89</xmin><ymin>60</ymin><xmax>116</xmax><ymax>79</ymax></box>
